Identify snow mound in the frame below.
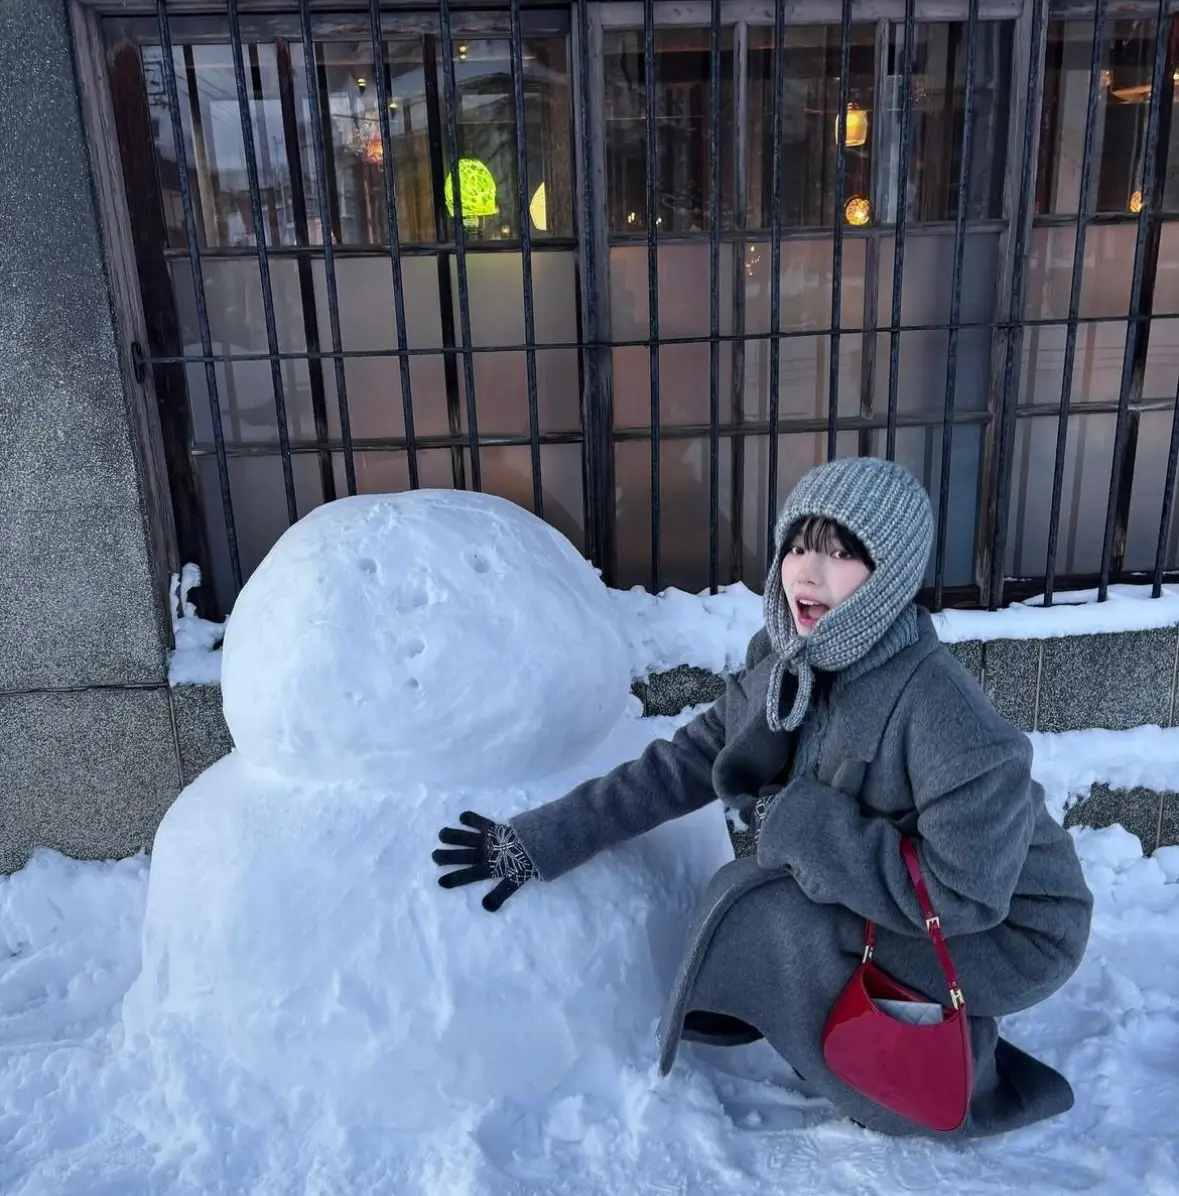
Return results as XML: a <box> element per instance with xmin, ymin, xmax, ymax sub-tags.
<box><xmin>119</xmin><ymin>495</ymin><xmax>729</xmax><ymax>1184</ymax></box>
<box><xmin>120</xmin><ymin>749</ymin><xmax>729</xmax><ymax>1150</ymax></box>
<box><xmin>219</xmin><ymin>490</ymin><xmax>630</xmax><ymax>786</ymax></box>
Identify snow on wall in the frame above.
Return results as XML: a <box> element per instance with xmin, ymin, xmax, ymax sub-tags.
<box><xmin>170</xmin><ymin>565</ymin><xmax>1179</xmax><ymax>688</ymax></box>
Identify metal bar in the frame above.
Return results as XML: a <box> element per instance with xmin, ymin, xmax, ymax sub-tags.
<box><xmin>160</xmin><ymin>238</ymin><xmax>580</xmax><ymax>257</ymax></box>
<box><xmin>573</xmin><ymin>0</ymin><xmax>614</xmax><ymax>576</ymax></box>
<box><xmin>766</xmin><ymin>0</ymin><xmax>786</xmax><ymax>563</ymax></box>
<box><xmin>1100</xmin><ymin>2</ymin><xmax>1173</xmax><ymax>598</ymax></box>
<box><xmin>1153</xmin><ymin>371</ymin><xmax>1179</xmax><ymax>594</ymax></box>
<box><xmin>193</xmin><ymin>405</ymin><xmax>998</xmax><ymax>458</ymax></box>
<box><xmin>643</xmin><ymin>0</ymin><xmax>662</xmax><ymax>590</ymax></box>
<box><xmin>729</xmin><ymin>21</ymin><xmax>749</xmax><ymax>583</ymax></box>
<box><xmin>181</xmin><ymin>43</ymin><xmax>217</xmax><ymax>248</ymax></box>
<box><xmin>859</xmin><ymin>20</ymin><xmax>890</xmax><ymax>458</ymax></box>
<box><xmin>884</xmin><ymin>0</ymin><xmax>917</xmax><ymax>459</ymax></box>
<box><xmin>100</xmin><ymin>0</ymin><xmax>1034</xmax><ymax>23</ymax></box>
<box><xmin>1043</xmin><ymin>0</ymin><xmax>1107</xmax><ymax>604</ymax></box>
<box><xmin>248</xmin><ymin>43</ymin><xmax>283</xmax><ymax>247</ymax></box>
<box><xmin>298</xmin><ymin>1</ymin><xmax>355</xmax><ymax>495</ymax></box>
<box><xmin>139</xmin><ymin>298</ymin><xmax>1179</xmax><ymax>364</ymax></box>
<box><xmin>368</xmin><ymin>0</ymin><xmax>420</xmax><ymax>489</ymax></box>
<box><xmin>509</xmin><ymin>0</ymin><xmax>544</xmax><ymax>517</ymax></box>
<box><xmin>934</xmin><ymin>2</ymin><xmax>980</xmax><ymax>609</ymax></box>
<box><xmin>987</xmin><ymin>0</ymin><xmax>1046</xmax><ymax>608</ymax></box>
<box><xmin>438</xmin><ymin>0</ymin><xmax>483</xmax><ymax>491</ymax></box>
<box><xmin>708</xmin><ymin>0</ymin><xmax>722</xmax><ymax>593</ymax></box>
<box><xmin>225</xmin><ymin>0</ymin><xmax>299</xmax><ymax>525</ymax></box>
<box><xmin>275</xmin><ymin>34</ymin><xmax>338</xmax><ymax>505</ymax></box>
<box><xmin>313</xmin><ymin>44</ymin><xmax>344</xmax><ymax>247</ymax></box>
<box><xmin>422</xmin><ymin>35</ymin><xmax>467</xmax><ymax>491</ymax></box>
<box><xmin>828</xmin><ymin>0</ymin><xmax>854</xmax><ymax>462</ymax></box>
<box><xmin>154</xmin><ymin>0</ymin><xmax>242</xmax><ymax>589</ymax></box>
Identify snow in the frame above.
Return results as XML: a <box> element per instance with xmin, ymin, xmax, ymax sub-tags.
<box><xmin>4</xmin><ymin>493</ymin><xmax>1178</xmax><ymax>1195</ymax></box>
<box><xmin>219</xmin><ymin>491</ymin><xmax>630</xmax><ymax>784</ymax></box>
<box><xmin>168</xmin><ymin>565</ymin><xmax>224</xmax><ymax>685</ymax></box>
<box><xmin>1031</xmin><ymin>723</ymin><xmax>1179</xmax><ymax>822</ymax></box>
<box><xmin>171</xmin><ymin>573</ymin><xmax>1179</xmax><ymax>691</ymax></box>
<box><xmin>934</xmin><ymin>582</ymin><xmax>1179</xmax><ymax>643</ymax></box>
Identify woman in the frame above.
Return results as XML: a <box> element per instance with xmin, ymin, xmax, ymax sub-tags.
<box><xmin>432</xmin><ymin>457</ymin><xmax>1093</xmax><ymax>1137</ymax></box>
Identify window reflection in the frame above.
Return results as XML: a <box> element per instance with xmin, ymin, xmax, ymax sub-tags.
<box><xmin>144</xmin><ymin>32</ymin><xmax>573</xmax><ymax>249</ymax></box>
<box><xmin>748</xmin><ymin>24</ymin><xmax>876</xmax><ymax>229</ymax></box>
<box><xmin>887</xmin><ymin>21</ymin><xmax>1012</xmax><ymax>222</ymax></box>
<box><xmin>1037</xmin><ymin>18</ymin><xmax>1179</xmax><ymax>216</ymax></box>
<box><xmin>604</xmin><ymin>29</ymin><xmax>736</xmax><ymax>233</ymax></box>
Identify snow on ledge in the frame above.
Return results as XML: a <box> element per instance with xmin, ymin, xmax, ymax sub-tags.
<box><xmin>168</xmin><ymin>564</ymin><xmax>1179</xmax><ymax>689</ymax></box>
<box><xmin>933</xmin><ymin>583</ymin><xmax>1179</xmax><ymax>644</ymax></box>
<box><xmin>168</xmin><ymin>566</ymin><xmax>225</xmax><ymax>686</ymax></box>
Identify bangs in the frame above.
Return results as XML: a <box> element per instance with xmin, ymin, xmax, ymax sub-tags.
<box><xmin>786</xmin><ymin>516</ymin><xmax>873</xmax><ymax>566</ymax></box>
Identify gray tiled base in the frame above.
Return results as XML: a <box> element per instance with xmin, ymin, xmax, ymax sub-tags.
<box><xmin>945</xmin><ymin>640</ymin><xmax>983</xmax><ymax>683</ymax></box>
<box><xmin>0</xmin><ymin>687</ymin><xmax>181</xmax><ymax>873</ymax></box>
<box><xmin>1038</xmin><ymin>628</ymin><xmax>1176</xmax><ymax>733</ymax></box>
<box><xmin>981</xmin><ymin>639</ymin><xmax>1040</xmax><ymax>732</ymax></box>
<box><xmin>632</xmin><ymin>666</ymin><xmax>725</xmax><ymax>717</ymax></box>
<box><xmin>1063</xmin><ymin>783</ymin><xmax>1164</xmax><ymax>855</ymax></box>
<box><xmin>0</xmin><ymin>504</ymin><xmax>168</xmax><ymax>691</ymax></box>
<box><xmin>171</xmin><ymin>683</ymin><xmax>234</xmax><ymax>786</ymax></box>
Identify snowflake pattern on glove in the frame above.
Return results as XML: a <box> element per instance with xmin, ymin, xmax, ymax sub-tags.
<box><xmin>487</xmin><ymin>823</ymin><xmax>540</xmax><ymax>886</ymax></box>
<box><xmin>752</xmin><ymin>791</ymin><xmax>780</xmax><ymax>844</ymax></box>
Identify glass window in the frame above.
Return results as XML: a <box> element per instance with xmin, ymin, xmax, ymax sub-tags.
<box><xmin>884</xmin><ymin>21</ymin><xmax>1012</xmax><ymax>222</ymax></box>
<box><xmin>604</xmin><ymin>29</ymin><xmax>736</xmax><ymax>233</ymax></box>
<box><xmin>743</xmin><ymin>20</ymin><xmax>1010</xmax><ymax>229</ymax></box>
<box><xmin>144</xmin><ymin>32</ymin><xmax>574</xmax><ymax>249</ymax></box>
<box><xmin>1037</xmin><ymin>18</ymin><xmax>1179</xmax><ymax>217</ymax></box>
<box><xmin>747</xmin><ymin>24</ymin><xmax>876</xmax><ymax>229</ymax></box>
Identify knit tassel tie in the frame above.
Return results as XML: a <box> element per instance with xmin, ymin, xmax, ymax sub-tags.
<box><xmin>765</xmin><ymin>640</ymin><xmax>814</xmax><ymax>733</ymax></box>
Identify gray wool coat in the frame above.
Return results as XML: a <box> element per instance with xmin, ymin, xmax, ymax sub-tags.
<box><xmin>509</xmin><ymin>610</ymin><xmax>1094</xmax><ymax>1138</ymax></box>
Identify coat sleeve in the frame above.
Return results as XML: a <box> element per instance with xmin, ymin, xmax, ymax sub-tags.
<box><xmin>755</xmin><ymin>666</ymin><xmax>1039</xmax><ymax>937</ymax></box>
<box><xmin>509</xmin><ymin>633</ymin><xmax>767</xmax><ymax>882</ymax></box>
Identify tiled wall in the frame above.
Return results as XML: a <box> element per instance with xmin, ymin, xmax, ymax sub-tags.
<box><xmin>632</xmin><ymin>633</ymin><xmax>1179</xmax><ymax>856</ymax></box>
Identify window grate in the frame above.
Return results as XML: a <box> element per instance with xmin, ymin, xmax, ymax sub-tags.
<box><xmin>100</xmin><ymin>1</ymin><xmax>1179</xmax><ymax>619</ymax></box>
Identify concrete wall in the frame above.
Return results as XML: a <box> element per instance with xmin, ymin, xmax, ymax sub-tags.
<box><xmin>0</xmin><ymin>0</ymin><xmax>180</xmax><ymax>871</ymax></box>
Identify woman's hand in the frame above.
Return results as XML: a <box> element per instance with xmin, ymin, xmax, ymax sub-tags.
<box><xmin>432</xmin><ymin>811</ymin><xmax>539</xmax><ymax>912</ymax></box>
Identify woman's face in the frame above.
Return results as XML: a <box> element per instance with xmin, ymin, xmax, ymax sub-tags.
<box><xmin>779</xmin><ymin>530</ymin><xmax>872</xmax><ymax>636</ymax></box>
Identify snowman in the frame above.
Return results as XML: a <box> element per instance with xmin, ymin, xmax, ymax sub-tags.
<box><xmin>117</xmin><ymin>491</ymin><xmax>738</xmax><ymax>1190</ymax></box>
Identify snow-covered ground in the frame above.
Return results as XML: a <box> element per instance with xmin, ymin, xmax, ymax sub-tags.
<box><xmin>6</xmin><ymin>491</ymin><xmax>1179</xmax><ymax>1196</ymax></box>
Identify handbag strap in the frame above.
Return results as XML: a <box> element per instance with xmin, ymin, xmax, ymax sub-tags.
<box><xmin>860</xmin><ymin>838</ymin><xmax>966</xmax><ymax>1010</ymax></box>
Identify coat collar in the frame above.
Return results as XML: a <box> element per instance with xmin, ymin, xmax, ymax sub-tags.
<box><xmin>714</xmin><ymin>608</ymin><xmax>942</xmax><ymax>802</ymax></box>
<box><xmin>818</xmin><ymin>608</ymin><xmax>942</xmax><ymax>772</ymax></box>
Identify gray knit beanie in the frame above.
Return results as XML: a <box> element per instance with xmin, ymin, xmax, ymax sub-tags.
<box><xmin>763</xmin><ymin>457</ymin><xmax>934</xmax><ymax>733</ymax></box>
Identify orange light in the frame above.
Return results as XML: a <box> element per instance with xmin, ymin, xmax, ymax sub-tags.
<box><xmin>835</xmin><ymin>103</ymin><xmax>869</xmax><ymax>148</ymax></box>
<box><xmin>844</xmin><ymin>195</ymin><xmax>871</xmax><ymax>226</ymax></box>
<box><xmin>361</xmin><ymin>133</ymin><xmax>384</xmax><ymax>164</ymax></box>
<box><xmin>1130</xmin><ymin>190</ymin><xmax>1144</xmax><ymax>214</ymax></box>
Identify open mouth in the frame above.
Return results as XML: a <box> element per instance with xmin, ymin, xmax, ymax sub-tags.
<box><xmin>793</xmin><ymin>597</ymin><xmax>830</xmax><ymax>629</ymax></box>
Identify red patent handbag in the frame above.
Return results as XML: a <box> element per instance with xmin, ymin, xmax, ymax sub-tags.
<box><xmin>820</xmin><ymin>838</ymin><xmax>974</xmax><ymax>1133</ymax></box>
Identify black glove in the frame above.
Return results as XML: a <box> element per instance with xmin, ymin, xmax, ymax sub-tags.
<box><xmin>432</xmin><ymin>811</ymin><xmax>539</xmax><ymax>913</ymax></box>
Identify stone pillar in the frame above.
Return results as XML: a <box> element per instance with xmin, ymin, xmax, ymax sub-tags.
<box><xmin>0</xmin><ymin>0</ymin><xmax>180</xmax><ymax>871</ymax></box>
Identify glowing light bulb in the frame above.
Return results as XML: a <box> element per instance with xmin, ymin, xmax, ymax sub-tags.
<box><xmin>844</xmin><ymin>195</ymin><xmax>871</xmax><ymax>226</ymax></box>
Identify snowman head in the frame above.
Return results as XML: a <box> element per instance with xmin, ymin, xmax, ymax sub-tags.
<box><xmin>218</xmin><ymin>490</ymin><xmax>631</xmax><ymax>787</ymax></box>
